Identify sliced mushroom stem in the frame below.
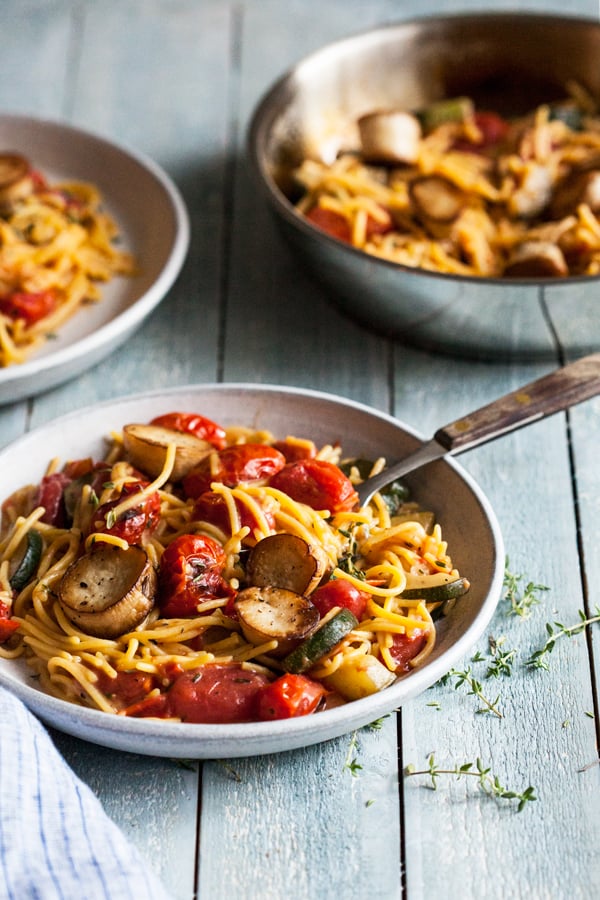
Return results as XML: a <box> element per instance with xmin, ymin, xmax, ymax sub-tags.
<box><xmin>358</xmin><ymin>110</ymin><xmax>422</xmax><ymax>165</ymax></box>
<box><xmin>409</xmin><ymin>175</ymin><xmax>464</xmax><ymax>223</ymax></box>
<box><xmin>245</xmin><ymin>532</ymin><xmax>329</xmax><ymax>596</ymax></box>
<box><xmin>0</xmin><ymin>153</ymin><xmax>34</xmax><ymax>212</ymax></box>
<box><xmin>123</xmin><ymin>423</ymin><xmax>213</xmax><ymax>482</ymax></box>
<box><xmin>503</xmin><ymin>241</ymin><xmax>568</xmax><ymax>278</ymax></box>
<box><xmin>58</xmin><ymin>544</ymin><xmax>157</xmax><ymax>638</ymax></box>
<box><xmin>234</xmin><ymin>585</ymin><xmax>319</xmax><ymax>656</ymax></box>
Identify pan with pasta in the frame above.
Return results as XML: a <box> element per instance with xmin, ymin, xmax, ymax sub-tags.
<box><xmin>0</xmin><ymin>385</ymin><xmax>502</xmax><ymax>756</ymax></box>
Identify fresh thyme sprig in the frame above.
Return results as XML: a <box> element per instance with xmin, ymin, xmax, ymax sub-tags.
<box><xmin>405</xmin><ymin>753</ymin><xmax>536</xmax><ymax>812</ymax></box>
<box><xmin>344</xmin><ymin>730</ymin><xmax>363</xmax><ymax>777</ymax></box>
<box><xmin>526</xmin><ymin>606</ymin><xmax>600</xmax><ymax>670</ymax></box>
<box><xmin>503</xmin><ymin>560</ymin><xmax>549</xmax><ymax>618</ymax></box>
<box><xmin>485</xmin><ymin>635</ymin><xmax>517</xmax><ymax>678</ymax></box>
<box><xmin>438</xmin><ymin>666</ymin><xmax>503</xmax><ymax>717</ymax></box>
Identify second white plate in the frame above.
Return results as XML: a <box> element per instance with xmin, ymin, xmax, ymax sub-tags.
<box><xmin>0</xmin><ymin>114</ymin><xmax>189</xmax><ymax>404</ymax></box>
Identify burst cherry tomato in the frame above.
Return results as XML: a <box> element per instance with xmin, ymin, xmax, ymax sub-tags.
<box><xmin>0</xmin><ymin>290</ymin><xmax>57</xmax><ymax>325</ymax></box>
<box><xmin>94</xmin><ymin>669</ymin><xmax>156</xmax><ymax>707</ymax></box>
<box><xmin>388</xmin><ymin>631</ymin><xmax>428</xmax><ymax>673</ymax></box>
<box><xmin>310</xmin><ymin>579</ymin><xmax>369</xmax><ymax>621</ymax></box>
<box><xmin>36</xmin><ymin>472</ymin><xmax>71</xmax><ymax>526</ymax></box>
<box><xmin>182</xmin><ymin>444</ymin><xmax>286</xmax><ymax>500</ymax></box>
<box><xmin>150</xmin><ymin>412</ymin><xmax>227</xmax><ymax>449</ymax></box>
<box><xmin>158</xmin><ymin>533</ymin><xmax>233</xmax><ymax>618</ymax></box>
<box><xmin>167</xmin><ymin>664</ymin><xmax>271</xmax><ymax>723</ymax></box>
<box><xmin>269</xmin><ymin>458</ymin><xmax>358</xmax><ymax>512</ymax></box>
<box><xmin>256</xmin><ymin>673</ymin><xmax>326</xmax><ymax>720</ymax></box>
<box><xmin>0</xmin><ymin>601</ymin><xmax>19</xmax><ymax>643</ymax></box>
<box><xmin>192</xmin><ymin>491</ymin><xmax>275</xmax><ymax>541</ymax></box>
<box><xmin>91</xmin><ymin>479</ymin><xmax>161</xmax><ymax>545</ymax></box>
<box><xmin>305</xmin><ymin>206</ymin><xmax>351</xmax><ymax>242</ymax></box>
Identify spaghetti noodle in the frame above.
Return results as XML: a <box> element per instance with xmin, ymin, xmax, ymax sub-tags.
<box><xmin>0</xmin><ymin>153</ymin><xmax>136</xmax><ymax>367</ymax></box>
<box><xmin>0</xmin><ymin>412</ymin><xmax>467</xmax><ymax>723</ymax></box>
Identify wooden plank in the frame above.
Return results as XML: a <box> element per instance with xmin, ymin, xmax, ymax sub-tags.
<box><xmin>392</xmin><ymin>352</ymin><xmax>600</xmax><ymax>899</ymax></box>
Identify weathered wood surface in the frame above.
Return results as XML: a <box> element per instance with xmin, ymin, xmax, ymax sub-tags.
<box><xmin>1</xmin><ymin>2</ymin><xmax>599</xmax><ymax>898</ymax></box>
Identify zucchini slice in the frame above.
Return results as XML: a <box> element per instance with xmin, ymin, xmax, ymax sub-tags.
<box><xmin>402</xmin><ymin>576</ymin><xmax>470</xmax><ymax>602</ymax></box>
<box><xmin>282</xmin><ymin>608</ymin><xmax>358</xmax><ymax>674</ymax></box>
<box><xmin>9</xmin><ymin>529</ymin><xmax>43</xmax><ymax>592</ymax></box>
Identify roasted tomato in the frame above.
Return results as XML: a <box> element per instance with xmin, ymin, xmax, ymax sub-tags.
<box><xmin>192</xmin><ymin>491</ymin><xmax>275</xmax><ymax>541</ymax></box>
<box><xmin>305</xmin><ymin>206</ymin><xmax>351</xmax><ymax>242</ymax></box>
<box><xmin>149</xmin><ymin>411</ymin><xmax>227</xmax><ymax>450</ymax></box>
<box><xmin>166</xmin><ymin>664</ymin><xmax>271</xmax><ymax>723</ymax></box>
<box><xmin>269</xmin><ymin>458</ymin><xmax>358</xmax><ymax>513</ymax></box>
<box><xmin>90</xmin><ymin>479</ymin><xmax>161</xmax><ymax>545</ymax></box>
<box><xmin>182</xmin><ymin>444</ymin><xmax>286</xmax><ymax>499</ymax></box>
<box><xmin>94</xmin><ymin>669</ymin><xmax>156</xmax><ymax>708</ymax></box>
<box><xmin>388</xmin><ymin>631</ymin><xmax>428</xmax><ymax>672</ymax></box>
<box><xmin>256</xmin><ymin>673</ymin><xmax>326</xmax><ymax>720</ymax></box>
<box><xmin>0</xmin><ymin>289</ymin><xmax>57</xmax><ymax>325</ymax></box>
<box><xmin>310</xmin><ymin>578</ymin><xmax>369</xmax><ymax>622</ymax></box>
<box><xmin>158</xmin><ymin>533</ymin><xmax>234</xmax><ymax>618</ymax></box>
<box><xmin>36</xmin><ymin>472</ymin><xmax>71</xmax><ymax>526</ymax></box>
<box><xmin>0</xmin><ymin>601</ymin><xmax>19</xmax><ymax>643</ymax></box>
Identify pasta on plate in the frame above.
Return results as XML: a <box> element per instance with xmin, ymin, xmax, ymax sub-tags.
<box><xmin>0</xmin><ymin>411</ymin><xmax>468</xmax><ymax>724</ymax></box>
<box><xmin>0</xmin><ymin>152</ymin><xmax>136</xmax><ymax>367</ymax></box>
<box><xmin>294</xmin><ymin>85</ymin><xmax>600</xmax><ymax>278</ymax></box>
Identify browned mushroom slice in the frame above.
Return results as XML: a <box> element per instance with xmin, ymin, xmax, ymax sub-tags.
<box><xmin>234</xmin><ymin>585</ymin><xmax>319</xmax><ymax>656</ymax></box>
<box><xmin>358</xmin><ymin>110</ymin><xmax>422</xmax><ymax>165</ymax></box>
<box><xmin>0</xmin><ymin>153</ymin><xmax>34</xmax><ymax>212</ymax></box>
<box><xmin>245</xmin><ymin>533</ymin><xmax>328</xmax><ymax>596</ymax></box>
<box><xmin>123</xmin><ymin>424</ymin><xmax>212</xmax><ymax>482</ymax></box>
<box><xmin>549</xmin><ymin>170</ymin><xmax>600</xmax><ymax>220</ymax></box>
<box><xmin>58</xmin><ymin>544</ymin><xmax>157</xmax><ymax>638</ymax></box>
<box><xmin>503</xmin><ymin>241</ymin><xmax>568</xmax><ymax>278</ymax></box>
<box><xmin>409</xmin><ymin>176</ymin><xmax>465</xmax><ymax>223</ymax></box>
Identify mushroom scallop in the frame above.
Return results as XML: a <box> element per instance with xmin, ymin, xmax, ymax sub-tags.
<box><xmin>234</xmin><ymin>585</ymin><xmax>320</xmax><ymax>657</ymax></box>
<box><xmin>122</xmin><ymin>423</ymin><xmax>213</xmax><ymax>482</ymax></box>
<box><xmin>245</xmin><ymin>533</ymin><xmax>329</xmax><ymax>597</ymax></box>
<box><xmin>358</xmin><ymin>110</ymin><xmax>422</xmax><ymax>165</ymax></box>
<box><xmin>58</xmin><ymin>544</ymin><xmax>157</xmax><ymax>638</ymax></box>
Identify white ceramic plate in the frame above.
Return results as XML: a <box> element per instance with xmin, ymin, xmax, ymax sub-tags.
<box><xmin>0</xmin><ymin>384</ymin><xmax>504</xmax><ymax>758</ymax></box>
<box><xmin>0</xmin><ymin>115</ymin><xmax>189</xmax><ymax>404</ymax></box>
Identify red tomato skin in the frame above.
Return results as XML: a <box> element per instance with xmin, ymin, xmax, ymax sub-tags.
<box><xmin>257</xmin><ymin>673</ymin><xmax>326</xmax><ymax>720</ymax></box>
<box><xmin>167</xmin><ymin>665</ymin><xmax>271</xmax><ymax>723</ymax></box>
<box><xmin>94</xmin><ymin>669</ymin><xmax>156</xmax><ymax>707</ymax></box>
<box><xmin>388</xmin><ymin>632</ymin><xmax>428</xmax><ymax>672</ymax></box>
<box><xmin>269</xmin><ymin>459</ymin><xmax>358</xmax><ymax>513</ymax></box>
<box><xmin>150</xmin><ymin>412</ymin><xmax>227</xmax><ymax>450</ymax></box>
<box><xmin>310</xmin><ymin>579</ymin><xmax>369</xmax><ymax>621</ymax></box>
<box><xmin>36</xmin><ymin>472</ymin><xmax>71</xmax><ymax>526</ymax></box>
<box><xmin>0</xmin><ymin>601</ymin><xmax>19</xmax><ymax>643</ymax></box>
<box><xmin>182</xmin><ymin>444</ymin><xmax>286</xmax><ymax>500</ymax></box>
<box><xmin>91</xmin><ymin>480</ymin><xmax>161</xmax><ymax>545</ymax></box>
<box><xmin>158</xmin><ymin>533</ymin><xmax>233</xmax><ymax>618</ymax></box>
<box><xmin>305</xmin><ymin>206</ymin><xmax>351</xmax><ymax>242</ymax></box>
<box><xmin>0</xmin><ymin>290</ymin><xmax>57</xmax><ymax>325</ymax></box>
<box><xmin>365</xmin><ymin>208</ymin><xmax>394</xmax><ymax>238</ymax></box>
<box><xmin>122</xmin><ymin>694</ymin><xmax>170</xmax><ymax>719</ymax></box>
<box><xmin>192</xmin><ymin>491</ymin><xmax>275</xmax><ymax>541</ymax></box>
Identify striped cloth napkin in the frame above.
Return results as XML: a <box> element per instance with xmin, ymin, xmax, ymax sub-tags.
<box><xmin>0</xmin><ymin>686</ymin><xmax>173</xmax><ymax>900</ymax></box>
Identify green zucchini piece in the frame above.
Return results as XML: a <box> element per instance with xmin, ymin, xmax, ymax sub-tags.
<box><xmin>417</xmin><ymin>96</ymin><xmax>474</xmax><ymax>131</ymax></box>
<box><xmin>9</xmin><ymin>529</ymin><xmax>43</xmax><ymax>592</ymax></box>
<box><xmin>402</xmin><ymin>576</ymin><xmax>470</xmax><ymax>602</ymax></box>
<box><xmin>282</xmin><ymin>608</ymin><xmax>358</xmax><ymax>674</ymax></box>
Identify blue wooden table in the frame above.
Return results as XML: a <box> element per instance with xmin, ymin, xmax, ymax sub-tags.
<box><xmin>1</xmin><ymin>1</ymin><xmax>599</xmax><ymax>898</ymax></box>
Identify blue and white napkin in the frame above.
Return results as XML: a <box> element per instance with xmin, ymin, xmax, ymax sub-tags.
<box><xmin>0</xmin><ymin>687</ymin><xmax>173</xmax><ymax>900</ymax></box>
